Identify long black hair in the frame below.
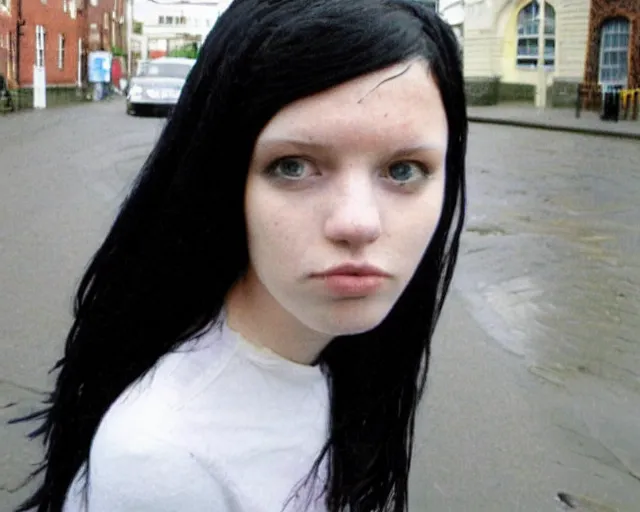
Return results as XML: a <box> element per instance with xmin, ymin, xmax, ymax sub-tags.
<box><xmin>14</xmin><ymin>0</ymin><xmax>467</xmax><ymax>510</ymax></box>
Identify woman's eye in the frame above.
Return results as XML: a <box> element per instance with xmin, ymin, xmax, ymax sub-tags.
<box><xmin>386</xmin><ymin>161</ymin><xmax>429</xmax><ymax>184</ymax></box>
<box><xmin>266</xmin><ymin>158</ymin><xmax>310</xmax><ymax>180</ymax></box>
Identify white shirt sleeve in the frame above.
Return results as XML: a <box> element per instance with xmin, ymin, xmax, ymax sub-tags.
<box><xmin>64</xmin><ymin>414</ymin><xmax>241</xmax><ymax>511</ymax></box>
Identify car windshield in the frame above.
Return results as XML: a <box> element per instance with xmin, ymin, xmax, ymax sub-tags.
<box><xmin>137</xmin><ymin>62</ymin><xmax>193</xmax><ymax>79</ymax></box>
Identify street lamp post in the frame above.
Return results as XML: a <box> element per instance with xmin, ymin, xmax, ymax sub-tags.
<box><xmin>535</xmin><ymin>0</ymin><xmax>547</xmax><ymax>108</ymax></box>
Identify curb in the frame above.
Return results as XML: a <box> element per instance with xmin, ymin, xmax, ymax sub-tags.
<box><xmin>0</xmin><ymin>99</ymin><xmax>117</xmax><ymax>117</ymax></box>
<box><xmin>468</xmin><ymin>116</ymin><xmax>640</xmax><ymax>141</ymax></box>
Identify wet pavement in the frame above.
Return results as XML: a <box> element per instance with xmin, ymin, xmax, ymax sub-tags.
<box><xmin>468</xmin><ymin>106</ymin><xmax>640</xmax><ymax>139</ymax></box>
<box><xmin>1</xmin><ymin>100</ymin><xmax>639</xmax><ymax>511</ymax></box>
<box><xmin>430</xmin><ymin>124</ymin><xmax>640</xmax><ymax>510</ymax></box>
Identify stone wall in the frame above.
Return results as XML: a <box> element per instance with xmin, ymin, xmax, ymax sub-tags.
<box><xmin>465</xmin><ymin>77</ymin><xmax>583</xmax><ymax>107</ymax></box>
<box><xmin>550</xmin><ymin>80</ymin><xmax>581</xmax><ymax>108</ymax></box>
<box><xmin>464</xmin><ymin>77</ymin><xmax>500</xmax><ymax>106</ymax></box>
<box><xmin>498</xmin><ymin>82</ymin><xmax>535</xmax><ymax>103</ymax></box>
<box><xmin>465</xmin><ymin>77</ymin><xmax>536</xmax><ymax>105</ymax></box>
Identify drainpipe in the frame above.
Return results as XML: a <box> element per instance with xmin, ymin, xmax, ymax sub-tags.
<box><xmin>15</xmin><ymin>0</ymin><xmax>26</xmax><ymax>108</ymax></box>
<box><xmin>15</xmin><ymin>0</ymin><xmax>25</xmax><ymax>86</ymax></box>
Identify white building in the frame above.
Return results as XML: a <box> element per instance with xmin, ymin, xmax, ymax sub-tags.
<box><xmin>135</xmin><ymin>1</ymin><xmax>225</xmax><ymax>59</ymax></box>
<box><xmin>461</xmin><ymin>0</ymin><xmax>592</xmax><ymax>106</ymax></box>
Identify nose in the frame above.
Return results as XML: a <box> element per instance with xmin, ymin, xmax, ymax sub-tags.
<box><xmin>324</xmin><ymin>174</ymin><xmax>382</xmax><ymax>247</ymax></box>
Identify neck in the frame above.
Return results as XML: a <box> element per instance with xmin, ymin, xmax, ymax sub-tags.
<box><xmin>225</xmin><ymin>273</ymin><xmax>333</xmax><ymax>365</ymax></box>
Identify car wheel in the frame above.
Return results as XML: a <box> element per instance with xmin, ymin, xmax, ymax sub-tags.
<box><xmin>126</xmin><ymin>103</ymin><xmax>137</xmax><ymax>116</ymax></box>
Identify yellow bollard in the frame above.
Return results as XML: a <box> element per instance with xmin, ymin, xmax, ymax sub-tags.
<box><xmin>619</xmin><ymin>88</ymin><xmax>640</xmax><ymax>121</ymax></box>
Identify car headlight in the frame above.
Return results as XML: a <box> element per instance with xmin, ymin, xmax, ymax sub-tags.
<box><xmin>129</xmin><ymin>85</ymin><xmax>143</xmax><ymax>97</ymax></box>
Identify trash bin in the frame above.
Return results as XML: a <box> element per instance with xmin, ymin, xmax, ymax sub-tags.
<box><xmin>600</xmin><ymin>85</ymin><xmax>621</xmax><ymax>122</ymax></box>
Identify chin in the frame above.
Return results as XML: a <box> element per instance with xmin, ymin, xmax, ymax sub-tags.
<box><xmin>310</xmin><ymin>301</ymin><xmax>394</xmax><ymax>337</ymax></box>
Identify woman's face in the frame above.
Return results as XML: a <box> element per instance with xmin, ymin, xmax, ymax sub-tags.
<box><xmin>242</xmin><ymin>59</ymin><xmax>448</xmax><ymax>342</ymax></box>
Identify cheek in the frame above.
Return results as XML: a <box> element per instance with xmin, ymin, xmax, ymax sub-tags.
<box><xmin>389</xmin><ymin>180</ymin><xmax>445</xmax><ymax>263</ymax></box>
<box><xmin>245</xmin><ymin>186</ymin><xmax>310</xmax><ymax>269</ymax></box>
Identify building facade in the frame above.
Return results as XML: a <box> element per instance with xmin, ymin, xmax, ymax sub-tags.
<box><xmin>139</xmin><ymin>2</ymin><xmax>222</xmax><ymax>59</ymax></box>
<box><xmin>83</xmin><ymin>0</ymin><xmax>125</xmax><ymax>54</ymax></box>
<box><xmin>462</xmin><ymin>0</ymin><xmax>639</xmax><ymax>106</ymax></box>
<box><xmin>77</xmin><ymin>0</ymin><xmax>126</xmax><ymax>91</ymax></box>
<box><xmin>9</xmin><ymin>0</ymin><xmax>82</xmax><ymax>88</ymax></box>
<box><xmin>463</xmin><ymin>0</ymin><xmax>592</xmax><ymax>106</ymax></box>
<box><xmin>0</xmin><ymin>1</ymin><xmax>12</xmax><ymax>86</ymax></box>
<box><xmin>0</xmin><ymin>0</ymin><xmax>125</xmax><ymax>104</ymax></box>
<box><xmin>583</xmin><ymin>0</ymin><xmax>639</xmax><ymax>89</ymax></box>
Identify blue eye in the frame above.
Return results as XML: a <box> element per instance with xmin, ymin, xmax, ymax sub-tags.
<box><xmin>387</xmin><ymin>162</ymin><xmax>428</xmax><ymax>183</ymax></box>
<box><xmin>266</xmin><ymin>158</ymin><xmax>309</xmax><ymax>180</ymax></box>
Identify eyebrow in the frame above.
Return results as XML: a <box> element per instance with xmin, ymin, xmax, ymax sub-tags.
<box><xmin>257</xmin><ymin>138</ymin><xmax>446</xmax><ymax>158</ymax></box>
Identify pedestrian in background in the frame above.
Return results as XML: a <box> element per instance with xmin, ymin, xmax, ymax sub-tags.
<box><xmin>14</xmin><ymin>0</ymin><xmax>467</xmax><ymax>510</ymax></box>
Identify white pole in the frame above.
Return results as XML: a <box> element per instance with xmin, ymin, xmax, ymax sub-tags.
<box><xmin>77</xmin><ymin>37</ymin><xmax>82</xmax><ymax>87</ymax></box>
<box><xmin>535</xmin><ymin>0</ymin><xmax>547</xmax><ymax>108</ymax></box>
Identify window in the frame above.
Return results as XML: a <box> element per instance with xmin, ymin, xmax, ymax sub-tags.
<box><xmin>89</xmin><ymin>22</ymin><xmax>99</xmax><ymax>44</ymax></box>
<box><xmin>159</xmin><ymin>15</ymin><xmax>165</xmax><ymax>24</ymax></box>
<box><xmin>9</xmin><ymin>31</ymin><xmax>16</xmax><ymax>79</ymax></box>
<box><xmin>90</xmin><ymin>0</ymin><xmax>98</xmax><ymax>6</ymax></box>
<box><xmin>0</xmin><ymin>0</ymin><xmax>9</xmax><ymax>10</ymax></box>
<box><xmin>599</xmin><ymin>17</ymin><xmax>630</xmax><ymax>86</ymax></box>
<box><xmin>516</xmin><ymin>1</ymin><xmax>555</xmax><ymax>68</ymax></box>
<box><xmin>166</xmin><ymin>16</ymin><xmax>174</xmax><ymax>25</ymax></box>
<box><xmin>63</xmin><ymin>0</ymin><xmax>68</xmax><ymax>12</ymax></box>
<box><xmin>35</xmin><ymin>25</ymin><xmax>45</xmax><ymax>68</ymax></box>
<box><xmin>58</xmin><ymin>34</ymin><xmax>65</xmax><ymax>69</ymax></box>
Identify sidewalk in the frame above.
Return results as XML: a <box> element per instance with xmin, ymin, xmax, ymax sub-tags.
<box><xmin>468</xmin><ymin>105</ymin><xmax>640</xmax><ymax>140</ymax></box>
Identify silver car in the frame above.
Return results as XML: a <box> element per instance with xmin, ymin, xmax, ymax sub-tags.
<box><xmin>126</xmin><ymin>57</ymin><xmax>196</xmax><ymax>116</ymax></box>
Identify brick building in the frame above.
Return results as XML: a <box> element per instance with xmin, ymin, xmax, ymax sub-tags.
<box><xmin>16</xmin><ymin>0</ymin><xmax>81</xmax><ymax>87</ymax></box>
<box><xmin>69</xmin><ymin>0</ymin><xmax>126</xmax><ymax>91</ymax></box>
<box><xmin>0</xmin><ymin>0</ymin><xmax>16</xmax><ymax>86</ymax></box>
<box><xmin>0</xmin><ymin>0</ymin><xmax>125</xmax><ymax>104</ymax></box>
<box><xmin>83</xmin><ymin>0</ymin><xmax>126</xmax><ymax>54</ymax></box>
<box><xmin>583</xmin><ymin>0</ymin><xmax>639</xmax><ymax>89</ymax></box>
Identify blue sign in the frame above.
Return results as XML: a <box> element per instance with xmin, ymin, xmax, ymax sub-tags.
<box><xmin>88</xmin><ymin>51</ymin><xmax>112</xmax><ymax>83</ymax></box>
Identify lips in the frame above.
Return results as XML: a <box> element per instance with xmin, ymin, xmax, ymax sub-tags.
<box><xmin>314</xmin><ymin>263</ymin><xmax>390</xmax><ymax>278</ymax></box>
<box><xmin>312</xmin><ymin>263</ymin><xmax>390</xmax><ymax>297</ymax></box>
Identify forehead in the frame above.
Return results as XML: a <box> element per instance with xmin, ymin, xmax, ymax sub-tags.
<box><xmin>257</xmin><ymin>59</ymin><xmax>448</xmax><ymax>150</ymax></box>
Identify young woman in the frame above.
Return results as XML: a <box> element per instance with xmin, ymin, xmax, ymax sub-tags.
<box><xmin>15</xmin><ymin>0</ymin><xmax>467</xmax><ymax>510</ymax></box>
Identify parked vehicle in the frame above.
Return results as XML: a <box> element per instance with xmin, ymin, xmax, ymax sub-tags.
<box><xmin>126</xmin><ymin>57</ymin><xmax>196</xmax><ymax>116</ymax></box>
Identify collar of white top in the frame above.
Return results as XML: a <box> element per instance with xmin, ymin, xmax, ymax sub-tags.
<box><xmin>222</xmin><ymin>316</ymin><xmax>327</xmax><ymax>382</ymax></box>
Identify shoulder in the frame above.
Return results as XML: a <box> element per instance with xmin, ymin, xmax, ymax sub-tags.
<box><xmin>76</xmin><ymin>391</ymin><xmax>239</xmax><ymax>511</ymax></box>
<box><xmin>73</xmin><ymin>327</ymin><xmax>240</xmax><ymax>511</ymax></box>
<box><xmin>90</xmin><ymin>321</ymin><xmax>237</xmax><ymax>465</ymax></box>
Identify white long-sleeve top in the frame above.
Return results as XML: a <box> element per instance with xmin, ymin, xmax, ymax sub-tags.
<box><xmin>63</xmin><ymin>318</ymin><xmax>330</xmax><ymax>512</ymax></box>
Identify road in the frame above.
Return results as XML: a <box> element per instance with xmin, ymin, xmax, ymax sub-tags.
<box><xmin>1</xmin><ymin>100</ymin><xmax>639</xmax><ymax>511</ymax></box>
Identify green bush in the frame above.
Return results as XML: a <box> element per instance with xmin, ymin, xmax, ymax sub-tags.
<box><xmin>111</xmin><ymin>46</ymin><xmax>126</xmax><ymax>57</ymax></box>
<box><xmin>168</xmin><ymin>43</ymin><xmax>199</xmax><ymax>59</ymax></box>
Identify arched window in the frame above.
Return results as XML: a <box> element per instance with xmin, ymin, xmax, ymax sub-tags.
<box><xmin>516</xmin><ymin>1</ymin><xmax>555</xmax><ymax>68</ymax></box>
<box><xmin>599</xmin><ymin>17</ymin><xmax>630</xmax><ymax>86</ymax></box>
